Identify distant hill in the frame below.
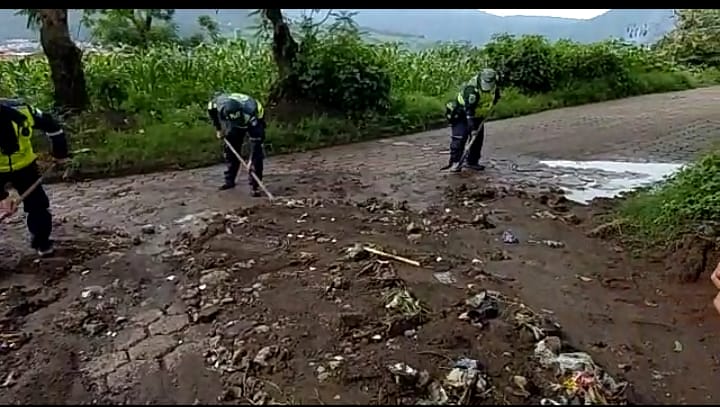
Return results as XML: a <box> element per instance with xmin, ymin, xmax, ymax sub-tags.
<box><xmin>0</xmin><ymin>9</ymin><xmax>676</xmax><ymax>47</ymax></box>
<box><xmin>322</xmin><ymin>9</ymin><xmax>675</xmax><ymax>45</ymax></box>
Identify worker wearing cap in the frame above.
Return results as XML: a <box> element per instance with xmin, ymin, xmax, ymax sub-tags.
<box><xmin>207</xmin><ymin>92</ymin><xmax>266</xmax><ymax>197</ymax></box>
<box><xmin>444</xmin><ymin>68</ymin><xmax>501</xmax><ymax>172</ymax></box>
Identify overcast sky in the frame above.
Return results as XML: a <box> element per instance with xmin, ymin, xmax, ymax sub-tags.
<box><xmin>479</xmin><ymin>9</ymin><xmax>610</xmax><ymax>19</ymax></box>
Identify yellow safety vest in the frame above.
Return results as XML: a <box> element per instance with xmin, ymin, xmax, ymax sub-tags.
<box><xmin>457</xmin><ymin>89</ymin><xmax>494</xmax><ymax>118</ymax></box>
<box><xmin>0</xmin><ymin>105</ymin><xmax>36</xmax><ymax>173</ymax></box>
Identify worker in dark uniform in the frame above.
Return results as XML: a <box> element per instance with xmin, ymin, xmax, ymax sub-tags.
<box><xmin>207</xmin><ymin>92</ymin><xmax>266</xmax><ymax>197</ymax></box>
<box><xmin>444</xmin><ymin>68</ymin><xmax>501</xmax><ymax>172</ymax></box>
<box><xmin>0</xmin><ymin>98</ymin><xmax>69</xmax><ymax>257</ymax></box>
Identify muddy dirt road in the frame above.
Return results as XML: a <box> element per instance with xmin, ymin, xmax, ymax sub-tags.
<box><xmin>2</xmin><ymin>87</ymin><xmax>720</xmax><ymax>404</ymax></box>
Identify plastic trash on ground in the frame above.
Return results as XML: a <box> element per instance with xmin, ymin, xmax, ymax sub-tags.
<box><xmin>459</xmin><ymin>291</ymin><xmax>500</xmax><ymax>327</ymax></box>
<box><xmin>502</xmin><ymin>230</ymin><xmax>519</xmax><ymax>244</ymax></box>
<box><xmin>534</xmin><ymin>336</ymin><xmax>627</xmax><ymax>405</ymax></box>
<box><xmin>444</xmin><ymin>357</ymin><xmax>487</xmax><ymax>394</ymax></box>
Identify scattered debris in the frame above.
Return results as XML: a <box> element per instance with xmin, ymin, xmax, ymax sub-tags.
<box><xmin>443</xmin><ymin>357</ymin><xmax>488</xmax><ymax>403</ymax></box>
<box><xmin>433</xmin><ymin>271</ymin><xmax>457</xmax><ymax>285</ymax></box>
<box><xmin>363</xmin><ymin>245</ymin><xmax>421</xmax><ymax>267</ymax></box>
<box><xmin>541</xmin><ymin>240</ymin><xmax>565</xmax><ymax>248</ymax></box>
<box><xmin>1</xmin><ymin>194</ymin><xmax>644</xmax><ymax>405</ymax></box>
<box><xmin>459</xmin><ymin>291</ymin><xmax>500</xmax><ymax>327</ymax></box>
<box><xmin>388</xmin><ymin>362</ymin><xmax>430</xmax><ymax>388</ymax></box>
<box><xmin>80</xmin><ymin>285</ymin><xmax>105</xmax><ymax>299</ymax></box>
<box><xmin>502</xmin><ymin>230</ymin><xmax>519</xmax><ymax>244</ymax></box>
<box><xmin>534</xmin><ymin>336</ymin><xmax>627</xmax><ymax>404</ymax></box>
<box><xmin>385</xmin><ymin>288</ymin><xmax>426</xmax><ymax>318</ymax></box>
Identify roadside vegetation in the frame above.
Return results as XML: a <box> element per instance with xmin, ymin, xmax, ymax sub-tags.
<box><xmin>612</xmin><ymin>10</ymin><xmax>720</xmax><ymax>245</ymax></box>
<box><xmin>616</xmin><ymin>151</ymin><xmax>720</xmax><ymax>244</ymax></box>
<box><xmin>0</xmin><ymin>9</ymin><xmax>717</xmax><ymax>181</ymax></box>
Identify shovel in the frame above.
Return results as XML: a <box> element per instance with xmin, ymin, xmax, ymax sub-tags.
<box><xmin>217</xmin><ymin>134</ymin><xmax>275</xmax><ymax>201</ymax></box>
<box><xmin>0</xmin><ymin>148</ymin><xmax>91</xmax><ymax>222</ymax></box>
<box><xmin>440</xmin><ymin>115</ymin><xmax>490</xmax><ymax>171</ymax></box>
<box><xmin>0</xmin><ymin>162</ymin><xmax>56</xmax><ymax>222</ymax></box>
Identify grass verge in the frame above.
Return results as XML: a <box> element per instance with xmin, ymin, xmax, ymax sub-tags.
<box><xmin>35</xmin><ymin>70</ymin><xmax>712</xmax><ymax>182</ymax></box>
<box><xmin>615</xmin><ymin>151</ymin><xmax>720</xmax><ymax>245</ymax></box>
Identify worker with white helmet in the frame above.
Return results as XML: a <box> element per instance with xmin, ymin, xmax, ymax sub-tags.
<box><xmin>444</xmin><ymin>68</ymin><xmax>501</xmax><ymax>172</ymax></box>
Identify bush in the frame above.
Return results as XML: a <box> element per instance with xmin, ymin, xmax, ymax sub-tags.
<box><xmin>485</xmin><ymin>34</ymin><xmax>559</xmax><ymax>94</ymax></box>
<box><xmin>288</xmin><ymin>24</ymin><xmax>392</xmax><ymax>114</ymax></box>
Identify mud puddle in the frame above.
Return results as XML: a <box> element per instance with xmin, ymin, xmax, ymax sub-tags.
<box><xmin>539</xmin><ymin>160</ymin><xmax>684</xmax><ymax>204</ymax></box>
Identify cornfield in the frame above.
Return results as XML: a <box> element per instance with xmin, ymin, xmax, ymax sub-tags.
<box><xmin>0</xmin><ymin>35</ymin><xmax>684</xmax><ymax>113</ymax></box>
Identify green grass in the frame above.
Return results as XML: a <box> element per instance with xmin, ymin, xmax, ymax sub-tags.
<box><xmin>2</xmin><ymin>35</ymin><xmax>717</xmax><ymax>180</ymax></box>
<box><xmin>616</xmin><ymin>151</ymin><xmax>720</xmax><ymax>244</ymax></box>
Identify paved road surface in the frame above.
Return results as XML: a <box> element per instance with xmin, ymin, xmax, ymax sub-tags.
<box><xmin>2</xmin><ymin>86</ymin><xmax>720</xmax><ymax>250</ymax></box>
<box><xmin>25</xmin><ymin>86</ymin><xmax>718</xmax><ymax>236</ymax></box>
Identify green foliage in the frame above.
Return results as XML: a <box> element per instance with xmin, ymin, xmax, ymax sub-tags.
<box><xmin>618</xmin><ymin>152</ymin><xmax>720</xmax><ymax>242</ymax></box>
<box><xmin>197</xmin><ymin>15</ymin><xmax>222</xmax><ymax>43</ymax></box>
<box><xmin>656</xmin><ymin>9</ymin><xmax>720</xmax><ymax>68</ymax></box>
<box><xmin>0</xmin><ymin>16</ymin><xmax>715</xmax><ymax>178</ymax></box>
<box><xmin>482</xmin><ymin>34</ymin><xmax>676</xmax><ymax>95</ymax></box>
<box><xmin>287</xmin><ymin>13</ymin><xmax>392</xmax><ymax>113</ymax></box>
<box><xmin>82</xmin><ymin>9</ymin><xmax>179</xmax><ymax>48</ymax></box>
<box><xmin>485</xmin><ymin>34</ymin><xmax>558</xmax><ymax>93</ymax></box>
<box><xmin>1</xmin><ymin>10</ymin><xmax>698</xmax><ymax>115</ymax></box>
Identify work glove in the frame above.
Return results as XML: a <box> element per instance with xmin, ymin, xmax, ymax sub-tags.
<box><xmin>215</xmin><ymin>130</ymin><xmax>223</xmax><ymax>140</ymax></box>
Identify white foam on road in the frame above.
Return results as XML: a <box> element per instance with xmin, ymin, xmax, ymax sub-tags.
<box><xmin>539</xmin><ymin>160</ymin><xmax>685</xmax><ymax>204</ymax></box>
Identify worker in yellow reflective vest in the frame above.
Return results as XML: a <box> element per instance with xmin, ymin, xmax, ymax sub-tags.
<box><xmin>444</xmin><ymin>68</ymin><xmax>501</xmax><ymax>172</ymax></box>
<box><xmin>0</xmin><ymin>99</ymin><xmax>69</xmax><ymax>257</ymax></box>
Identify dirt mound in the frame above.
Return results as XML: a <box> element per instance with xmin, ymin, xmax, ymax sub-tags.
<box><xmin>584</xmin><ymin>201</ymin><xmax>720</xmax><ymax>284</ymax></box>
<box><xmin>664</xmin><ymin>235</ymin><xmax>719</xmax><ymax>283</ymax></box>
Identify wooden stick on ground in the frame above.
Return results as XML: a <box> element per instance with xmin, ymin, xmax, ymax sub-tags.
<box><xmin>363</xmin><ymin>246</ymin><xmax>421</xmax><ymax>267</ymax></box>
<box><xmin>221</xmin><ymin>137</ymin><xmax>275</xmax><ymax>201</ymax></box>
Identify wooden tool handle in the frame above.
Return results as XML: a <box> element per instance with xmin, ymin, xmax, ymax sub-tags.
<box><xmin>221</xmin><ymin>138</ymin><xmax>275</xmax><ymax>200</ymax></box>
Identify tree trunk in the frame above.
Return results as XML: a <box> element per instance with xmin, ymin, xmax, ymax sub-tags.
<box><xmin>141</xmin><ymin>12</ymin><xmax>153</xmax><ymax>47</ymax></box>
<box><xmin>262</xmin><ymin>9</ymin><xmax>298</xmax><ymax>80</ymax></box>
<box><xmin>38</xmin><ymin>9</ymin><xmax>89</xmax><ymax>113</ymax></box>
